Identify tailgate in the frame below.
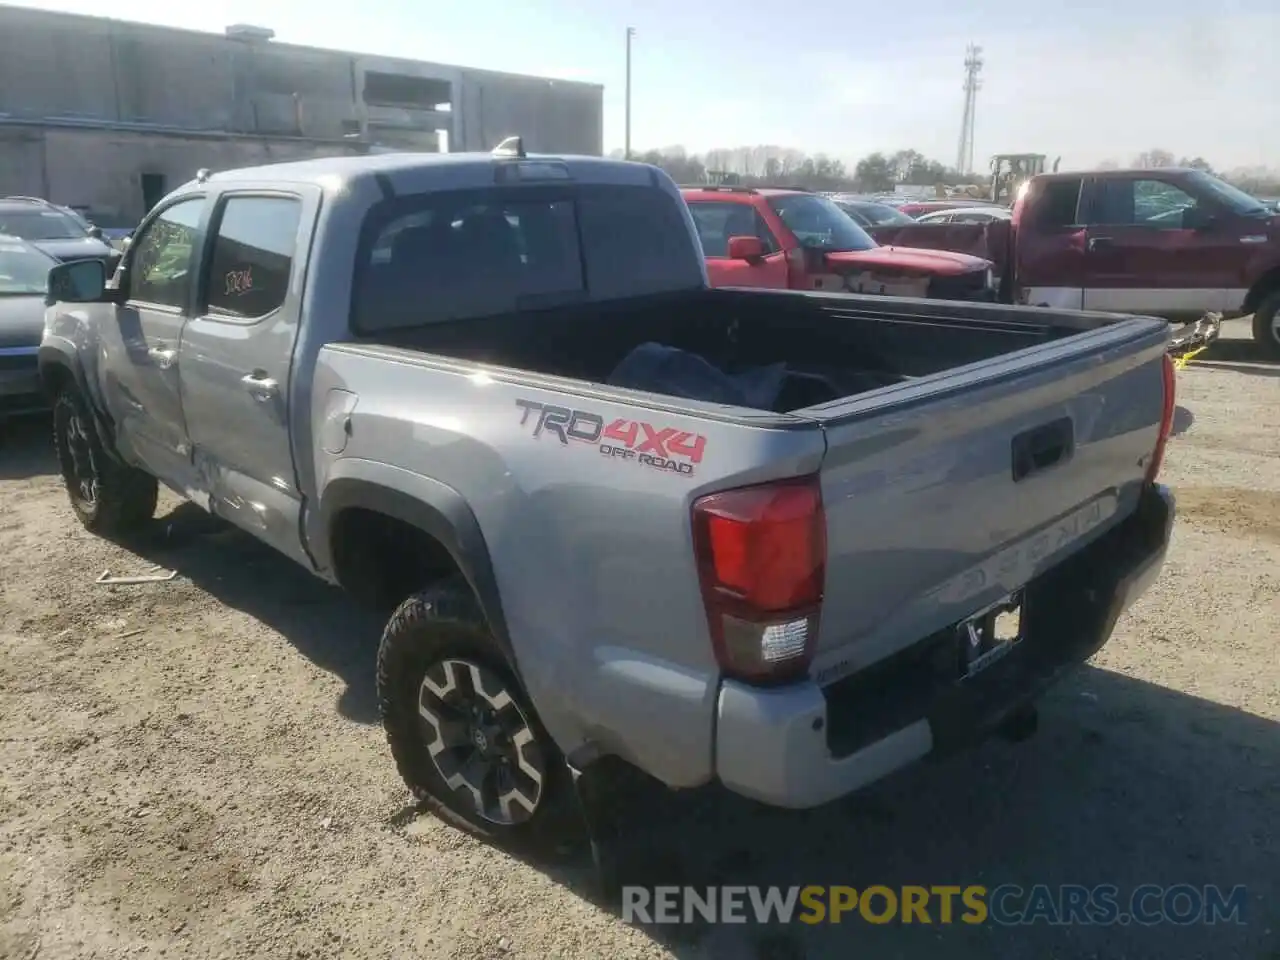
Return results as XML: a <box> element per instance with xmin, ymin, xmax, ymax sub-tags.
<box><xmin>805</xmin><ymin>316</ymin><xmax>1169</xmax><ymax>683</ymax></box>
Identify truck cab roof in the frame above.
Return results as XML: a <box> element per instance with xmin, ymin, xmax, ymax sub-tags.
<box><xmin>191</xmin><ymin>151</ymin><xmax>665</xmax><ymax>194</ymax></box>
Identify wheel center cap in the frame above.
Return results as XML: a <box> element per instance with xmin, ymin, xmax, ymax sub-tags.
<box><xmin>471</xmin><ymin>728</ymin><xmax>489</xmax><ymax>752</ymax></box>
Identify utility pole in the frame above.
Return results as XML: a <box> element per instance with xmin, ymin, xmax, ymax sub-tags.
<box><xmin>956</xmin><ymin>44</ymin><xmax>983</xmax><ymax>176</ymax></box>
<box><xmin>625</xmin><ymin>26</ymin><xmax>635</xmax><ymax>160</ymax></box>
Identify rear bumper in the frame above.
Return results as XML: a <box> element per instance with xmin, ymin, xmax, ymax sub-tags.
<box><xmin>714</xmin><ymin>483</ymin><xmax>1175</xmax><ymax>809</ymax></box>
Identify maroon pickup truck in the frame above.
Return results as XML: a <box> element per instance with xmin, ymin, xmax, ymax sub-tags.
<box><xmin>866</xmin><ymin>168</ymin><xmax>1280</xmax><ymax>356</ymax></box>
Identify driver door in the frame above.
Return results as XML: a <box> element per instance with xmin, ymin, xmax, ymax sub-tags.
<box><xmin>1080</xmin><ymin>177</ymin><xmax>1237</xmax><ymax>318</ymax></box>
<box><xmin>99</xmin><ymin>195</ymin><xmax>208</xmax><ymax>484</ymax></box>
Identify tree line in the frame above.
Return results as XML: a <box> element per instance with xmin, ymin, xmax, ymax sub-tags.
<box><xmin>610</xmin><ymin>145</ymin><xmax>1280</xmax><ymax>197</ymax></box>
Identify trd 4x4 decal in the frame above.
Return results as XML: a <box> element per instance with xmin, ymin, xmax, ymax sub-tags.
<box><xmin>515</xmin><ymin>399</ymin><xmax>707</xmax><ymax>476</ymax></box>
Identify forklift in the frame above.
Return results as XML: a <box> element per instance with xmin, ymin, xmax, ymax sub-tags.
<box><xmin>989</xmin><ymin>153</ymin><xmax>1060</xmax><ymax>205</ymax></box>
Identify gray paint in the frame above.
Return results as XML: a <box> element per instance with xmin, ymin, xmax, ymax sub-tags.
<box><xmin>41</xmin><ymin>151</ymin><xmax>1174</xmax><ymax>804</ymax></box>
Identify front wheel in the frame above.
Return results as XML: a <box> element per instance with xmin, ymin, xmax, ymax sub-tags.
<box><xmin>376</xmin><ymin>581</ymin><xmax>574</xmax><ymax>849</ymax></box>
<box><xmin>52</xmin><ymin>388</ymin><xmax>158</xmax><ymax>536</ymax></box>
<box><xmin>1251</xmin><ymin>291</ymin><xmax>1280</xmax><ymax>359</ymax></box>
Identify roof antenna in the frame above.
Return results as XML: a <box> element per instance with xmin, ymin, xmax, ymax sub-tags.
<box><xmin>196</xmin><ymin>168</ymin><xmax>212</xmax><ymax>183</ymax></box>
<box><xmin>491</xmin><ymin>136</ymin><xmax>526</xmax><ymax>159</ymax></box>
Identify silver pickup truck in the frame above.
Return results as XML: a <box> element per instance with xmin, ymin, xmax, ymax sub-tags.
<box><xmin>39</xmin><ymin>143</ymin><xmax>1176</xmax><ymax>849</ymax></box>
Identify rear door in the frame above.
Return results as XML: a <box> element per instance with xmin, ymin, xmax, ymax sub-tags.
<box><xmin>1080</xmin><ymin>175</ymin><xmax>1238</xmax><ymax>319</ymax></box>
<box><xmin>686</xmin><ymin>199</ymin><xmax>789</xmax><ymax>288</ymax></box>
<box><xmin>1013</xmin><ymin>177</ymin><xmax>1087</xmax><ymax>309</ymax></box>
<box><xmin>178</xmin><ymin>188</ymin><xmax>317</xmax><ymax>567</ymax></box>
<box><xmin>806</xmin><ymin>315</ymin><xmax>1170</xmax><ymax>681</ymax></box>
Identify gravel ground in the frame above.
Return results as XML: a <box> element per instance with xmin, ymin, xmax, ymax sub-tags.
<box><xmin>1</xmin><ymin>322</ymin><xmax>1276</xmax><ymax>960</ymax></box>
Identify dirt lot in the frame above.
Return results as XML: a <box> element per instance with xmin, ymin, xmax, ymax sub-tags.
<box><xmin>1</xmin><ymin>323</ymin><xmax>1277</xmax><ymax>960</ymax></box>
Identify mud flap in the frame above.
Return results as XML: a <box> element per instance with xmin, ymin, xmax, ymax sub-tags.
<box><xmin>569</xmin><ymin>759</ymin><xmax>689</xmax><ymax>905</ymax></box>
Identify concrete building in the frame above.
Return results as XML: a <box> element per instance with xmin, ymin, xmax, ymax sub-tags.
<box><xmin>0</xmin><ymin>5</ymin><xmax>604</xmax><ymax>223</ymax></box>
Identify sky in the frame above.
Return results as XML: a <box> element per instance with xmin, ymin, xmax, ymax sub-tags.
<box><xmin>12</xmin><ymin>0</ymin><xmax>1280</xmax><ymax>172</ymax></box>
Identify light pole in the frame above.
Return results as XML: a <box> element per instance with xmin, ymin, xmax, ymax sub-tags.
<box><xmin>625</xmin><ymin>26</ymin><xmax>635</xmax><ymax>160</ymax></box>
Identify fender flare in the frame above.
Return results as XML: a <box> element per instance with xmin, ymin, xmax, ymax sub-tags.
<box><xmin>37</xmin><ymin>342</ymin><xmax>119</xmax><ymax>454</ymax></box>
<box><xmin>315</xmin><ymin>473</ymin><xmax>513</xmax><ymax>660</ymax></box>
<box><xmin>1244</xmin><ymin>265</ymin><xmax>1280</xmax><ymax>314</ymax></box>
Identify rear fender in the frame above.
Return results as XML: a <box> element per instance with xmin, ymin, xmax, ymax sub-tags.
<box><xmin>313</xmin><ymin>466</ymin><xmax>512</xmax><ymax>663</ymax></box>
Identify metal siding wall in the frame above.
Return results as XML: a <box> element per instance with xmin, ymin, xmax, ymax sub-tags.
<box><xmin>457</xmin><ymin>71</ymin><xmax>603</xmax><ymax>155</ymax></box>
<box><xmin>0</xmin><ymin>7</ymin><xmax>604</xmax><ymax>215</ymax></box>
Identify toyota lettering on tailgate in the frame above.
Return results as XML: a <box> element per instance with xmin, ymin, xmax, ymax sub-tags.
<box><xmin>515</xmin><ymin>399</ymin><xmax>706</xmax><ymax>476</ymax></box>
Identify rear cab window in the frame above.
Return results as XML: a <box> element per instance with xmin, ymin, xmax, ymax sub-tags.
<box><xmin>1026</xmin><ymin>178</ymin><xmax>1083</xmax><ymax>228</ymax></box>
<box><xmin>352</xmin><ymin>183</ymin><xmax>703</xmax><ymax>333</ymax></box>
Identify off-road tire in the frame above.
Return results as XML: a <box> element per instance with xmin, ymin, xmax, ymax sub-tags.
<box><xmin>52</xmin><ymin>387</ymin><xmax>158</xmax><ymax>536</ymax></box>
<box><xmin>1251</xmin><ymin>291</ymin><xmax>1280</xmax><ymax>360</ymax></box>
<box><xmin>377</xmin><ymin>580</ymin><xmax>576</xmax><ymax>851</ymax></box>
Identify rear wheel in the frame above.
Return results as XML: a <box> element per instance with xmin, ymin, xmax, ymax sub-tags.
<box><xmin>377</xmin><ymin>580</ymin><xmax>573</xmax><ymax>849</ymax></box>
<box><xmin>1251</xmin><ymin>291</ymin><xmax>1280</xmax><ymax>359</ymax></box>
<box><xmin>52</xmin><ymin>388</ymin><xmax>157</xmax><ymax>536</ymax></box>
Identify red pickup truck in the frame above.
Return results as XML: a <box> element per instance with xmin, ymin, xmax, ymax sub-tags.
<box><xmin>864</xmin><ymin>168</ymin><xmax>1280</xmax><ymax>356</ymax></box>
<box><xmin>681</xmin><ymin>186</ymin><xmax>996</xmax><ymax>302</ymax></box>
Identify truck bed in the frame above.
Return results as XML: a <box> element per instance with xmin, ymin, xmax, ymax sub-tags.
<box><xmin>346</xmin><ymin>285</ymin><xmax>1171</xmax><ymax>689</ymax></box>
<box><xmin>359</xmin><ymin>286</ymin><xmax>1105</xmax><ymax>414</ymax></box>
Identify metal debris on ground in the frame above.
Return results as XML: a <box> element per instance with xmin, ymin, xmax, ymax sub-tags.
<box><xmin>1168</xmin><ymin>313</ymin><xmax>1222</xmax><ymax>367</ymax></box>
<box><xmin>94</xmin><ymin>566</ymin><xmax>177</xmax><ymax>586</ymax></box>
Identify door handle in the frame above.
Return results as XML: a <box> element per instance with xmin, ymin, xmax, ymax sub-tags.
<box><xmin>1087</xmin><ymin>236</ymin><xmax>1113</xmax><ymax>252</ymax></box>
<box><xmin>1011</xmin><ymin>417</ymin><xmax>1074</xmax><ymax>482</ymax></box>
<box><xmin>240</xmin><ymin>372</ymin><xmax>279</xmax><ymax>402</ymax></box>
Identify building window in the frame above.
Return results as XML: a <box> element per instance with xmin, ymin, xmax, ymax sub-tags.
<box><xmin>363</xmin><ymin>72</ymin><xmax>452</xmax><ymax>110</ymax></box>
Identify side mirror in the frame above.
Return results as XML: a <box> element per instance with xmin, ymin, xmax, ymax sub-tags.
<box><xmin>727</xmin><ymin>235</ymin><xmax>765</xmax><ymax>261</ymax></box>
<box><xmin>87</xmin><ymin>225</ymin><xmax>104</xmax><ymax>240</ymax></box>
<box><xmin>46</xmin><ymin>258</ymin><xmax>110</xmax><ymax>306</ymax></box>
<box><xmin>1182</xmin><ymin>207</ymin><xmax>1216</xmax><ymax>231</ymax></box>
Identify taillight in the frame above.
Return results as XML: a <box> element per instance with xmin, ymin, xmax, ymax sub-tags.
<box><xmin>1146</xmin><ymin>353</ymin><xmax>1176</xmax><ymax>484</ymax></box>
<box><xmin>691</xmin><ymin>475</ymin><xmax>826</xmax><ymax>684</ymax></box>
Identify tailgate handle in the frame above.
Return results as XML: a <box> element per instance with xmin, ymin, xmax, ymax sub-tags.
<box><xmin>1012</xmin><ymin>417</ymin><xmax>1074</xmax><ymax>482</ymax></box>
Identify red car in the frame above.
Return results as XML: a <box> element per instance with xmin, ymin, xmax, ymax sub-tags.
<box><xmin>681</xmin><ymin>186</ymin><xmax>995</xmax><ymax>301</ymax></box>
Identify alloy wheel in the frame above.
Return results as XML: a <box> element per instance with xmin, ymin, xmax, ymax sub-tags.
<box><xmin>61</xmin><ymin>405</ymin><xmax>99</xmax><ymax>508</ymax></box>
<box><xmin>417</xmin><ymin>658</ymin><xmax>546</xmax><ymax>825</ymax></box>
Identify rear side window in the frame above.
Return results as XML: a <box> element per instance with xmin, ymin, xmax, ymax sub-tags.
<box><xmin>352</xmin><ymin>184</ymin><xmax>702</xmax><ymax>333</ymax></box>
<box><xmin>1029</xmin><ymin>179</ymin><xmax>1082</xmax><ymax>228</ymax></box>
<box><xmin>205</xmin><ymin>196</ymin><xmax>301</xmax><ymax>320</ymax></box>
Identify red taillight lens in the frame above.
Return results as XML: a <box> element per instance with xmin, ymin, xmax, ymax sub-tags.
<box><xmin>691</xmin><ymin>475</ymin><xmax>826</xmax><ymax>684</ymax></box>
<box><xmin>1146</xmin><ymin>353</ymin><xmax>1176</xmax><ymax>485</ymax></box>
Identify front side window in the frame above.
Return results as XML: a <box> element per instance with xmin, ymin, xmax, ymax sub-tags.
<box><xmin>204</xmin><ymin>196</ymin><xmax>302</xmax><ymax>320</ymax></box>
<box><xmin>687</xmin><ymin>201</ymin><xmax>778</xmax><ymax>257</ymax></box>
<box><xmin>767</xmin><ymin>194</ymin><xmax>877</xmax><ymax>251</ymax></box>
<box><xmin>0</xmin><ymin>209</ymin><xmax>89</xmax><ymax>242</ymax></box>
<box><xmin>353</xmin><ymin>184</ymin><xmax>702</xmax><ymax>332</ymax></box>
<box><xmin>128</xmin><ymin>198</ymin><xmax>205</xmax><ymax>309</ymax></box>
<box><xmin>1091</xmin><ymin>179</ymin><xmax>1198</xmax><ymax>227</ymax></box>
